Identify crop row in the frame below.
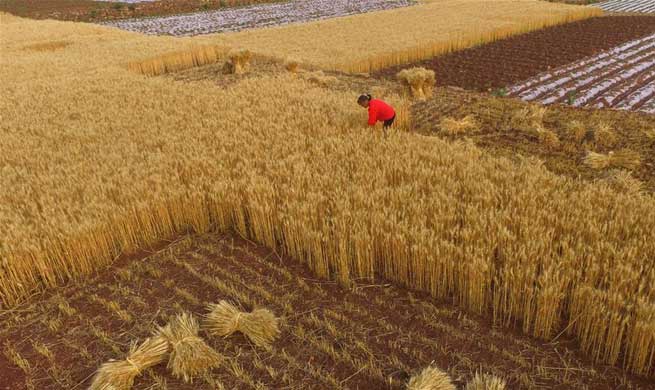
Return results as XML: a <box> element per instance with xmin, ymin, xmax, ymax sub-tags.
<box><xmin>509</xmin><ymin>33</ymin><xmax>655</xmax><ymax>113</ymax></box>
<box><xmin>596</xmin><ymin>0</ymin><xmax>655</xmax><ymax>14</ymax></box>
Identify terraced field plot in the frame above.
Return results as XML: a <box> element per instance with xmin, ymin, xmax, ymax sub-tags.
<box><xmin>508</xmin><ymin>33</ymin><xmax>655</xmax><ymax>114</ymax></box>
<box><xmin>103</xmin><ymin>0</ymin><xmax>414</xmax><ymax>36</ymax></box>
<box><xmin>412</xmin><ymin>87</ymin><xmax>655</xmax><ymax>191</ymax></box>
<box><xmin>3</xmin><ymin>2</ymin><xmax>655</xmax><ymax>386</ymax></box>
<box><xmin>0</xmin><ymin>0</ymin><xmax>283</xmax><ymax>22</ymax></box>
<box><xmin>2</xmin><ymin>232</ymin><xmax>651</xmax><ymax>390</ymax></box>
<box><xmin>375</xmin><ymin>16</ymin><xmax>655</xmax><ymax>91</ymax></box>
<box><xmin>597</xmin><ymin>0</ymin><xmax>655</xmax><ymax>13</ymax></box>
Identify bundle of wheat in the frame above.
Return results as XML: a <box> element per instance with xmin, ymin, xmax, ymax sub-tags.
<box><xmin>584</xmin><ymin>151</ymin><xmax>612</xmax><ymax>169</ymax></box>
<box><xmin>439</xmin><ymin>115</ymin><xmax>479</xmax><ymax>135</ymax></box>
<box><xmin>511</xmin><ymin>105</ymin><xmax>549</xmax><ymax>134</ymax></box>
<box><xmin>610</xmin><ymin>149</ymin><xmax>641</xmax><ymax>170</ymax></box>
<box><xmin>407</xmin><ymin>366</ymin><xmax>455</xmax><ymax>390</ymax></box>
<box><xmin>603</xmin><ymin>170</ymin><xmax>643</xmax><ymax>195</ymax></box>
<box><xmin>204</xmin><ymin>301</ymin><xmax>280</xmax><ymax>348</ymax></box>
<box><xmin>88</xmin><ymin>337</ymin><xmax>169</xmax><ymax>390</ymax></box>
<box><xmin>223</xmin><ymin>49</ymin><xmax>252</xmax><ymax>75</ymax></box>
<box><xmin>565</xmin><ymin>120</ymin><xmax>588</xmax><ymax>143</ymax></box>
<box><xmin>584</xmin><ymin>150</ymin><xmax>641</xmax><ymax>170</ymax></box>
<box><xmin>284</xmin><ymin>57</ymin><xmax>300</xmax><ymax>73</ymax></box>
<box><xmin>157</xmin><ymin>313</ymin><xmax>222</xmax><ymax>383</ymax></box>
<box><xmin>536</xmin><ymin>125</ymin><xmax>560</xmax><ymax>149</ymax></box>
<box><xmin>465</xmin><ymin>372</ymin><xmax>506</xmax><ymax>390</ymax></box>
<box><xmin>303</xmin><ymin>70</ymin><xmax>338</xmax><ymax>88</ymax></box>
<box><xmin>592</xmin><ymin>121</ymin><xmax>617</xmax><ymax>148</ymax></box>
<box><xmin>397</xmin><ymin>67</ymin><xmax>436</xmax><ymax>100</ymax></box>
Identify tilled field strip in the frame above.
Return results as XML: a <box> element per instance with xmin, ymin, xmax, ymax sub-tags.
<box><xmin>373</xmin><ymin>16</ymin><xmax>655</xmax><ymax>92</ymax></box>
<box><xmin>103</xmin><ymin>0</ymin><xmax>413</xmax><ymax>36</ymax></box>
<box><xmin>596</xmin><ymin>0</ymin><xmax>655</xmax><ymax>14</ymax></box>
<box><xmin>509</xmin><ymin>33</ymin><xmax>655</xmax><ymax>114</ymax></box>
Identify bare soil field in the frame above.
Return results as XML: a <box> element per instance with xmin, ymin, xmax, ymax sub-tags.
<box><xmin>412</xmin><ymin>87</ymin><xmax>655</xmax><ymax>192</ymax></box>
<box><xmin>375</xmin><ymin>16</ymin><xmax>655</xmax><ymax>92</ymax></box>
<box><xmin>1</xmin><ymin>232</ymin><xmax>652</xmax><ymax>390</ymax></box>
<box><xmin>0</xmin><ymin>0</ymin><xmax>281</xmax><ymax>23</ymax></box>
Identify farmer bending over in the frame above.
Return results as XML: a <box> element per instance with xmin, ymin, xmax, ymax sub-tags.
<box><xmin>357</xmin><ymin>94</ymin><xmax>395</xmax><ymax>137</ymax></box>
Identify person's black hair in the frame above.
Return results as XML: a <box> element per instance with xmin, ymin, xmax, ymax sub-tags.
<box><xmin>357</xmin><ymin>94</ymin><xmax>372</xmax><ymax>103</ymax></box>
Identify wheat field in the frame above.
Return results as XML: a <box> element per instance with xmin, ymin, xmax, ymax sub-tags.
<box><xmin>1</xmin><ymin>7</ymin><xmax>654</xmax><ymax>379</ymax></box>
<box><xmin>206</xmin><ymin>0</ymin><xmax>602</xmax><ymax>73</ymax></box>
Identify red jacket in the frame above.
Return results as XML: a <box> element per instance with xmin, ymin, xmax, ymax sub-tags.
<box><xmin>368</xmin><ymin>99</ymin><xmax>395</xmax><ymax>126</ymax></box>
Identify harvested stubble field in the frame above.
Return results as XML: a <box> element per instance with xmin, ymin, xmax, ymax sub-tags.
<box><xmin>412</xmin><ymin>87</ymin><xmax>655</xmax><ymax>191</ymax></box>
<box><xmin>102</xmin><ymin>0</ymin><xmax>414</xmax><ymax>37</ymax></box>
<box><xmin>509</xmin><ymin>32</ymin><xmax>655</xmax><ymax>114</ymax></box>
<box><xmin>1</xmin><ymin>232</ymin><xmax>652</xmax><ymax>390</ymax></box>
<box><xmin>2</xmin><ymin>2</ymin><xmax>655</xmax><ymax>386</ymax></box>
<box><xmin>375</xmin><ymin>15</ymin><xmax>655</xmax><ymax>92</ymax></box>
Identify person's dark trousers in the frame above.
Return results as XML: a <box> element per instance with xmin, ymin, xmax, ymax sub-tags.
<box><xmin>383</xmin><ymin>114</ymin><xmax>396</xmax><ymax>128</ymax></box>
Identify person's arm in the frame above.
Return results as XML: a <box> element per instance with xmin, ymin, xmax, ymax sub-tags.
<box><xmin>367</xmin><ymin>106</ymin><xmax>377</xmax><ymax>126</ymax></box>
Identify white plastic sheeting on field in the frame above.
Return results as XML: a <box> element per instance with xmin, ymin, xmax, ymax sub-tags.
<box><xmin>595</xmin><ymin>0</ymin><xmax>655</xmax><ymax>14</ymax></box>
<box><xmin>95</xmin><ymin>0</ymin><xmax>157</xmax><ymax>3</ymax></box>
<box><xmin>102</xmin><ymin>0</ymin><xmax>414</xmax><ymax>36</ymax></box>
<box><xmin>508</xmin><ymin>33</ymin><xmax>655</xmax><ymax>115</ymax></box>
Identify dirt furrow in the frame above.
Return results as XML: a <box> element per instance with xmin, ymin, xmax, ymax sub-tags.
<box><xmin>558</xmin><ymin>54</ymin><xmax>655</xmax><ymax>106</ymax></box>
<box><xmin>374</xmin><ymin>16</ymin><xmax>655</xmax><ymax>92</ymax></box>
<box><xmin>535</xmin><ymin>51</ymin><xmax>655</xmax><ymax>105</ymax></box>
<box><xmin>592</xmin><ymin>68</ymin><xmax>655</xmax><ymax>108</ymax></box>
<box><xmin>509</xmin><ymin>33</ymin><xmax>655</xmax><ymax>97</ymax></box>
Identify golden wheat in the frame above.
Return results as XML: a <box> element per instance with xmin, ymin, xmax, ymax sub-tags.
<box><xmin>465</xmin><ymin>372</ymin><xmax>506</xmax><ymax>390</ymax></box>
<box><xmin>157</xmin><ymin>313</ymin><xmax>222</xmax><ymax>383</ymax></box>
<box><xmin>566</xmin><ymin>120</ymin><xmax>588</xmax><ymax>143</ymax></box>
<box><xmin>2</xmin><ymin>13</ymin><xmax>654</xmax><ymax>378</ymax></box>
<box><xmin>397</xmin><ymin>67</ymin><xmax>436</xmax><ymax>100</ymax></box>
<box><xmin>584</xmin><ymin>150</ymin><xmax>641</xmax><ymax>170</ymax></box>
<box><xmin>223</xmin><ymin>49</ymin><xmax>252</xmax><ymax>75</ymax></box>
<box><xmin>89</xmin><ymin>337</ymin><xmax>169</xmax><ymax>390</ymax></box>
<box><xmin>209</xmin><ymin>0</ymin><xmax>601</xmax><ymax>72</ymax></box>
<box><xmin>439</xmin><ymin>115</ymin><xmax>479</xmax><ymax>135</ymax></box>
<box><xmin>284</xmin><ymin>57</ymin><xmax>300</xmax><ymax>73</ymax></box>
<box><xmin>592</xmin><ymin>121</ymin><xmax>617</xmax><ymax>148</ymax></box>
<box><xmin>602</xmin><ymin>170</ymin><xmax>644</xmax><ymax>195</ymax></box>
<box><xmin>204</xmin><ymin>301</ymin><xmax>280</xmax><ymax>348</ymax></box>
<box><xmin>407</xmin><ymin>366</ymin><xmax>455</xmax><ymax>390</ymax></box>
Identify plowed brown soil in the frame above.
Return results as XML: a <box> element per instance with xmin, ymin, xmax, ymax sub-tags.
<box><xmin>375</xmin><ymin>16</ymin><xmax>655</xmax><ymax>92</ymax></box>
<box><xmin>1</xmin><ymin>232</ymin><xmax>652</xmax><ymax>389</ymax></box>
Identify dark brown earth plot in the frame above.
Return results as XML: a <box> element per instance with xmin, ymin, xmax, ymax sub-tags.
<box><xmin>1</xmin><ymin>232</ymin><xmax>652</xmax><ymax>389</ymax></box>
<box><xmin>0</xmin><ymin>0</ymin><xmax>281</xmax><ymax>23</ymax></box>
<box><xmin>375</xmin><ymin>16</ymin><xmax>655</xmax><ymax>92</ymax></box>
